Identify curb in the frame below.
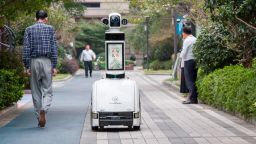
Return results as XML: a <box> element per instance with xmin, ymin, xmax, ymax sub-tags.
<box><xmin>0</xmin><ymin>104</ymin><xmax>17</xmax><ymax>120</ymax></box>
<box><xmin>53</xmin><ymin>74</ymin><xmax>72</xmax><ymax>82</ymax></box>
<box><xmin>24</xmin><ymin>89</ymin><xmax>31</xmax><ymax>94</ymax></box>
<box><xmin>144</xmin><ymin>73</ymin><xmax>171</xmax><ymax>76</ymax></box>
<box><xmin>163</xmin><ymin>80</ymin><xmax>180</xmax><ymax>91</ymax></box>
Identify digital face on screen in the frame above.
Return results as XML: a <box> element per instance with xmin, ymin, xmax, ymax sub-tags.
<box><xmin>108</xmin><ymin>44</ymin><xmax>123</xmax><ymax>70</ymax></box>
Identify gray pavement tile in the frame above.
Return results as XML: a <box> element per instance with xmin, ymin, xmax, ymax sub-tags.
<box><xmin>145</xmin><ymin>139</ymin><xmax>158</xmax><ymax>144</ymax></box>
<box><xmin>81</xmin><ymin>139</ymin><xmax>97</xmax><ymax>144</ymax></box>
<box><xmin>120</xmin><ymin>139</ymin><xmax>133</xmax><ymax>144</ymax></box>
<box><xmin>182</xmin><ymin>138</ymin><xmax>198</xmax><ymax>144</ymax></box>
<box><xmin>193</xmin><ymin>138</ymin><xmax>210</xmax><ymax>144</ymax></box>
<box><xmin>169</xmin><ymin>138</ymin><xmax>185</xmax><ymax>144</ymax></box>
<box><xmin>133</xmin><ymin>139</ymin><xmax>146</xmax><ymax>144</ymax></box>
<box><xmin>108</xmin><ymin>139</ymin><xmax>121</xmax><ymax>144</ymax></box>
<box><xmin>97</xmin><ymin>132</ymin><xmax>108</xmax><ymax>140</ymax></box>
<box><xmin>141</xmin><ymin>92</ymin><xmax>191</xmax><ymax>142</ymax></box>
<box><xmin>108</xmin><ymin>132</ymin><xmax>120</xmax><ymax>139</ymax></box>
<box><xmin>157</xmin><ymin>138</ymin><xmax>172</xmax><ymax>144</ymax></box>
<box><xmin>162</xmin><ymin>130</ymin><xmax>178</xmax><ymax>138</ymax></box>
<box><xmin>195</xmin><ymin>110</ymin><xmax>256</xmax><ymax>143</ymax></box>
<box><xmin>97</xmin><ymin>140</ymin><xmax>109</xmax><ymax>144</ymax></box>
<box><xmin>206</xmin><ymin>137</ymin><xmax>223</xmax><ymax>144</ymax></box>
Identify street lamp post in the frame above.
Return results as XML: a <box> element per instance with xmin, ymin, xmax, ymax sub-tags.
<box><xmin>144</xmin><ymin>16</ymin><xmax>150</xmax><ymax>70</ymax></box>
<box><xmin>172</xmin><ymin>7</ymin><xmax>178</xmax><ymax>79</ymax></box>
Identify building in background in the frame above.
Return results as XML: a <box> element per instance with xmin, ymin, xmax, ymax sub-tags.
<box><xmin>75</xmin><ymin>0</ymin><xmax>129</xmax><ymax>20</ymax></box>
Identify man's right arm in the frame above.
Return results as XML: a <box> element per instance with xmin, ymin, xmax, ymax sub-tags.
<box><xmin>22</xmin><ymin>28</ymin><xmax>31</xmax><ymax>70</ymax></box>
<box><xmin>80</xmin><ymin>51</ymin><xmax>84</xmax><ymax>62</ymax></box>
<box><xmin>91</xmin><ymin>50</ymin><xmax>96</xmax><ymax>60</ymax></box>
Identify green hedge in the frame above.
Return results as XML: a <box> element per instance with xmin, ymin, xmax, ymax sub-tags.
<box><xmin>0</xmin><ymin>70</ymin><xmax>24</xmax><ymax>109</ymax></box>
<box><xmin>125</xmin><ymin>60</ymin><xmax>135</xmax><ymax>65</ymax></box>
<box><xmin>197</xmin><ymin>65</ymin><xmax>256</xmax><ymax>118</ymax></box>
<box><xmin>149</xmin><ymin>60</ymin><xmax>171</xmax><ymax>70</ymax></box>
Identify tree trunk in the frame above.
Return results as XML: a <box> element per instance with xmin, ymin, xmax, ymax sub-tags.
<box><xmin>242</xmin><ymin>47</ymin><xmax>253</xmax><ymax>68</ymax></box>
<box><xmin>0</xmin><ymin>27</ymin><xmax>3</xmax><ymax>51</ymax></box>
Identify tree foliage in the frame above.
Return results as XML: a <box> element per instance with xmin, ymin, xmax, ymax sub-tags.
<box><xmin>11</xmin><ymin>2</ymin><xmax>80</xmax><ymax>48</ymax></box>
<box><xmin>0</xmin><ymin>0</ymin><xmax>55</xmax><ymax>26</ymax></box>
<box><xmin>0</xmin><ymin>0</ymin><xmax>85</xmax><ymax>26</ymax></box>
<box><xmin>193</xmin><ymin>24</ymin><xmax>237</xmax><ymax>73</ymax></box>
<box><xmin>75</xmin><ymin>22</ymin><xmax>108</xmax><ymax>55</ymax></box>
<box><xmin>204</xmin><ymin>0</ymin><xmax>256</xmax><ymax>68</ymax></box>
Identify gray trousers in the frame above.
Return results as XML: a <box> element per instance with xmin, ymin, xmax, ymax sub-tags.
<box><xmin>30</xmin><ymin>58</ymin><xmax>53</xmax><ymax>118</ymax></box>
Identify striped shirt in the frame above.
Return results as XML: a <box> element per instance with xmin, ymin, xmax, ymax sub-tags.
<box><xmin>22</xmin><ymin>22</ymin><xmax>58</xmax><ymax>69</ymax></box>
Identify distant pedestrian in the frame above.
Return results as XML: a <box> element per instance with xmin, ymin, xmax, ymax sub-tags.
<box><xmin>80</xmin><ymin>44</ymin><xmax>96</xmax><ymax>77</ymax></box>
<box><xmin>180</xmin><ymin>27</ymin><xmax>198</xmax><ymax>104</ymax></box>
<box><xmin>23</xmin><ymin>10</ymin><xmax>58</xmax><ymax>127</ymax></box>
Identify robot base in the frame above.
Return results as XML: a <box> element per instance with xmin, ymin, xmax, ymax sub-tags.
<box><xmin>91</xmin><ymin>78</ymin><xmax>141</xmax><ymax>131</ymax></box>
<box><xmin>91</xmin><ymin>113</ymin><xmax>141</xmax><ymax>130</ymax></box>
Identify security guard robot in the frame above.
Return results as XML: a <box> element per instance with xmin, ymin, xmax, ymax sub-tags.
<box><xmin>91</xmin><ymin>13</ymin><xmax>141</xmax><ymax>130</ymax></box>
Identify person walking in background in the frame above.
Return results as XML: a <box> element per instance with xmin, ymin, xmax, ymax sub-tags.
<box><xmin>180</xmin><ymin>27</ymin><xmax>198</xmax><ymax>104</ymax></box>
<box><xmin>80</xmin><ymin>44</ymin><xmax>96</xmax><ymax>77</ymax></box>
<box><xmin>23</xmin><ymin>10</ymin><xmax>58</xmax><ymax>127</ymax></box>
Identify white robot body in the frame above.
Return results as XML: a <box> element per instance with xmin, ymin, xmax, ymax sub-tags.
<box><xmin>91</xmin><ymin>13</ymin><xmax>141</xmax><ymax>130</ymax></box>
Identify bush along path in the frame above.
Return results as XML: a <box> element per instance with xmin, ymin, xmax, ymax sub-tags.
<box><xmin>0</xmin><ymin>70</ymin><xmax>24</xmax><ymax>109</ymax></box>
<box><xmin>197</xmin><ymin>65</ymin><xmax>256</xmax><ymax>122</ymax></box>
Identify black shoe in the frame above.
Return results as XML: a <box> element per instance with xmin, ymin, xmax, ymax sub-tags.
<box><xmin>182</xmin><ymin>100</ymin><xmax>198</xmax><ymax>104</ymax></box>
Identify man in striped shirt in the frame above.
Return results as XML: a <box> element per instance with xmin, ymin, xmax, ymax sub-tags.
<box><xmin>22</xmin><ymin>10</ymin><xmax>58</xmax><ymax>128</ymax></box>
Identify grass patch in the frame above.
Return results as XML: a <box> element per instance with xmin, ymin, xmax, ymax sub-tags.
<box><xmin>144</xmin><ymin>69</ymin><xmax>172</xmax><ymax>75</ymax></box>
<box><xmin>53</xmin><ymin>73</ymin><xmax>71</xmax><ymax>81</ymax></box>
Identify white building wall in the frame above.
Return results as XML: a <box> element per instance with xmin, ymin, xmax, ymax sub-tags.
<box><xmin>75</xmin><ymin>0</ymin><xmax>129</xmax><ymax>18</ymax></box>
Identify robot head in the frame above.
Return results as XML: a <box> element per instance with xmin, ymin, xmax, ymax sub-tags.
<box><xmin>102</xmin><ymin>13</ymin><xmax>128</xmax><ymax>29</ymax></box>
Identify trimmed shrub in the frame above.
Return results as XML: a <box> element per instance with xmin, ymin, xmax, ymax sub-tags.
<box><xmin>0</xmin><ymin>52</ymin><xmax>28</xmax><ymax>88</ymax></box>
<box><xmin>125</xmin><ymin>60</ymin><xmax>135</xmax><ymax>65</ymax></box>
<box><xmin>149</xmin><ymin>60</ymin><xmax>172</xmax><ymax>70</ymax></box>
<box><xmin>95</xmin><ymin>54</ymin><xmax>105</xmax><ymax>70</ymax></box>
<box><xmin>0</xmin><ymin>70</ymin><xmax>24</xmax><ymax>109</ymax></box>
<box><xmin>193</xmin><ymin>24</ymin><xmax>237</xmax><ymax>74</ymax></box>
<box><xmin>130</xmin><ymin>54</ymin><xmax>136</xmax><ymax>61</ymax></box>
<box><xmin>197</xmin><ymin>65</ymin><xmax>255</xmax><ymax>118</ymax></box>
<box><xmin>151</xmin><ymin>38</ymin><xmax>173</xmax><ymax>61</ymax></box>
<box><xmin>236</xmin><ymin>77</ymin><xmax>256</xmax><ymax>118</ymax></box>
<box><xmin>98</xmin><ymin>62</ymin><xmax>105</xmax><ymax>70</ymax></box>
<box><xmin>59</xmin><ymin>58</ymin><xmax>79</xmax><ymax>75</ymax></box>
<box><xmin>0</xmin><ymin>52</ymin><xmax>26</xmax><ymax>78</ymax></box>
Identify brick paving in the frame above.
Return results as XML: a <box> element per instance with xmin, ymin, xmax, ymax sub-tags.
<box><xmin>80</xmin><ymin>71</ymin><xmax>256</xmax><ymax>144</ymax></box>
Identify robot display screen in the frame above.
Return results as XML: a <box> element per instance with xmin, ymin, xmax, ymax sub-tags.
<box><xmin>107</xmin><ymin>43</ymin><xmax>124</xmax><ymax>70</ymax></box>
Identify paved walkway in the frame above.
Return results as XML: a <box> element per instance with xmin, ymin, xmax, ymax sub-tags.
<box><xmin>0</xmin><ymin>70</ymin><xmax>256</xmax><ymax>144</ymax></box>
<box><xmin>0</xmin><ymin>70</ymin><xmax>99</xmax><ymax>144</ymax></box>
<box><xmin>81</xmin><ymin>71</ymin><xmax>256</xmax><ymax>144</ymax></box>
